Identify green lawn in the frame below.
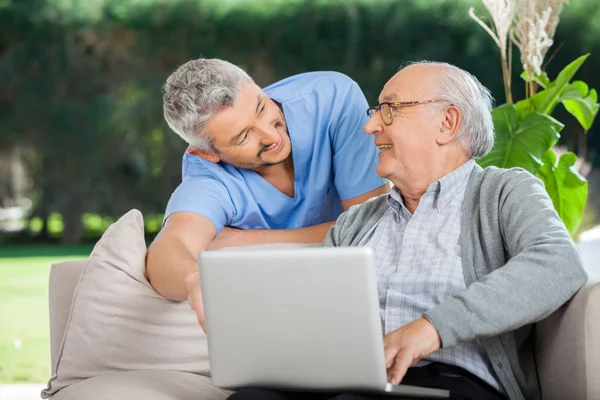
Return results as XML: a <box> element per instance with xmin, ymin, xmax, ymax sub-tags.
<box><xmin>0</xmin><ymin>245</ymin><xmax>92</xmax><ymax>383</ymax></box>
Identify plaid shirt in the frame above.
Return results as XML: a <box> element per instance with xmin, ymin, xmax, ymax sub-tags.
<box><xmin>359</xmin><ymin>160</ymin><xmax>502</xmax><ymax>391</ymax></box>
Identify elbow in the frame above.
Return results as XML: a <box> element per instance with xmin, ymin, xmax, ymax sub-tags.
<box><xmin>574</xmin><ymin>261</ymin><xmax>589</xmax><ymax>290</ymax></box>
<box><xmin>563</xmin><ymin>247</ymin><xmax>589</xmax><ymax>298</ymax></box>
<box><xmin>144</xmin><ymin>245</ymin><xmax>172</xmax><ymax>299</ymax></box>
<box><xmin>563</xmin><ymin>266</ymin><xmax>588</xmax><ymax>308</ymax></box>
<box><xmin>145</xmin><ymin>243</ymin><xmax>159</xmax><ymax>287</ymax></box>
<box><xmin>573</xmin><ymin>245</ymin><xmax>589</xmax><ymax>286</ymax></box>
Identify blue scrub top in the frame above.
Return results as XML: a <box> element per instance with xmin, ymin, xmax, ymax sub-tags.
<box><xmin>164</xmin><ymin>71</ymin><xmax>387</xmax><ymax>233</ymax></box>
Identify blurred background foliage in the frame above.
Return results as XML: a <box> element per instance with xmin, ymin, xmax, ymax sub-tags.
<box><xmin>1</xmin><ymin>0</ymin><xmax>599</xmax><ymax>244</ymax></box>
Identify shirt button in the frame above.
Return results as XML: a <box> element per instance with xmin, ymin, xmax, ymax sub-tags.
<box><xmin>392</xmin><ymin>309</ymin><xmax>399</xmax><ymax>316</ymax></box>
<box><xmin>411</xmin><ymin>223</ymin><xmax>418</xmax><ymax>230</ymax></box>
<box><xmin>403</xmin><ymin>259</ymin><xmax>411</xmax><ymax>266</ymax></box>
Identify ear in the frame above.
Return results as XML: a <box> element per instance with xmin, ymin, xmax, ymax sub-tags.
<box><xmin>436</xmin><ymin>105</ymin><xmax>461</xmax><ymax>146</ymax></box>
<box><xmin>187</xmin><ymin>146</ymin><xmax>221</xmax><ymax>163</ymax></box>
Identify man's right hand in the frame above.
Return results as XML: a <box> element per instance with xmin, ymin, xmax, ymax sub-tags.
<box><xmin>185</xmin><ymin>270</ymin><xmax>206</xmax><ymax>332</ymax></box>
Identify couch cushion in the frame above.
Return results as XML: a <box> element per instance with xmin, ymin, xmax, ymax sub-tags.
<box><xmin>49</xmin><ymin>370</ymin><xmax>232</xmax><ymax>400</ymax></box>
<box><xmin>536</xmin><ymin>276</ymin><xmax>600</xmax><ymax>400</ymax></box>
<box><xmin>535</xmin><ymin>227</ymin><xmax>600</xmax><ymax>400</ymax></box>
<box><xmin>49</xmin><ymin>260</ymin><xmax>86</xmax><ymax>373</ymax></box>
<box><xmin>43</xmin><ymin>209</ymin><xmax>210</xmax><ymax>397</ymax></box>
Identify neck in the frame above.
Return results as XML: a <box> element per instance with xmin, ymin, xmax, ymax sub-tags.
<box><xmin>256</xmin><ymin>155</ymin><xmax>295</xmax><ymax>197</ymax></box>
<box><xmin>255</xmin><ymin>154</ymin><xmax>294</xmax><ymax>177</ymax></box>
<box><xmin>393</xmin><ymin>152</ymin><xmax>470</xmax><ymax>214</ymax></box>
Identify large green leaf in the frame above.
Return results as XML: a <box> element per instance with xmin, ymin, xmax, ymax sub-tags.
<box><xmin>536</xmin><ymin>150</ymin><xmax>588</xmax><ymax>235</ymax></box>
<box><xmin>520</xmin><ymin>54</ymin><xmax>599</xmax><ymax>132</ymax></box>
<box><xmin>528</xmin><ymin>54</ymin><xmax>590</xmax><ymax>115</ymax></box>
<box><xmin>560</xmin><ymin>81</ymin><xmax>599</xmax><ymax>132</ymax></box>
<box><xmin>520</xmin><ymin>70</ymin><xmax>551</xmax><ymax>89</ymax></box>
<box><xmin>477</xmin><ymin>104</ymin><xmax>563</xmax><ymax>174</ymax></box>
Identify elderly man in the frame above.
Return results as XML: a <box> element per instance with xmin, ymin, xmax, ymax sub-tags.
<box><xmin>228</xmin><ymin>62</ymin><xmax>588</xmax><ymax>400</ymax></box>
<box><xmin>147</xmin><ymin>59</ymin><xmax>388</xmax><ymax>330</ymax></box>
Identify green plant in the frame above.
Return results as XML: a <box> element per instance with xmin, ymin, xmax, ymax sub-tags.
<box><xmin>470</xmin><ymin>0</ymin><xmax>599</xmax><ymax>235</ymax></box>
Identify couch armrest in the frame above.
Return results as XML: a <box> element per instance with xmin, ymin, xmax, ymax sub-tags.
<box><xmin>536</xmin><ymin>275</ymin><xmax>600</xmax><ymax>400</ymax></box>
<box><xmin>49</xmin><ymin>260</ymin><xmax>86</xmax><ymax>374</ymax></box>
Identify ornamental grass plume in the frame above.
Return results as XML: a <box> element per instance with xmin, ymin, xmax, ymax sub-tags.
<box><xmin>470</xmin><ymin>0</ymin><xmax>569</xmax><ymax>101</ymax></box>
<box><xmin>469</xmin><ymin>0</ymin><xmax>516</xmax><ymax>103</ymax></box>
<box><xmin>511</xmin><ymin>0</ymin><xmax>569</xmax><ymax>97</ymax></box>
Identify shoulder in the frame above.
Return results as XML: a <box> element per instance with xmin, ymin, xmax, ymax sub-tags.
<box><xmin>183</xmin><ymin>152</ymin><xmax>230</xmax><ymax>182</ymax></box>
<box><xmin>338</xmin><ymin>194</ymin><xmax>389</xmax><ymax>229</ymax></box>
<box><xmin>465</xmin><ymin>165</ymin><xmax>547</xmax><ymax>217</ymax></box>
<box><xmin>324</xmin><ymin>193</ymin><xmax>389</xmax><ymax>247</ymax></box>
<box><xmin>480</xmin><ymin>166</ymin><xmax>542</xmax><ymax>194</ymax></box>
<box><xmin>480</xmin><ymin>165</ymin><xmax>534</xmax><ymax>182</ymax></box>
<box><xmin>178</xmin><ymin>155</ymin><xmax>244</xmax><ymax>200</ymax></box>
<box><xmin>264</xmin><ymin>71</ymin><xmax>360</xmax><ymax>103</ymax></box>
<box><xmin>469</xmin><ymin>165</ymin><xmax>540</xmax><ymax>193</ymax></box>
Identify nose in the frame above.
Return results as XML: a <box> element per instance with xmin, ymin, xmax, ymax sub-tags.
<box><xmin>257</xmin><ymin>122</ymin><xmax>280</xmax><ymax>145</ymax></box>
<box><xmin>364</xmin><ymin>113</ymin><xmax>382</xmax><ymax>136</ymax></box>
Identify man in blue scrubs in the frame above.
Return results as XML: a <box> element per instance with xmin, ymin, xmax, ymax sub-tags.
<box><xmin>146</xmin><ymin>58</ymin><xmax>388</xmax><ymax>329</ymax></box>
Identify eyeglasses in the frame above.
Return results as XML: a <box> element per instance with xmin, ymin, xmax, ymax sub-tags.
<box><xmin>366</xmin><ymin>99</ymin><xmax>444</xmax><ymax>126</ymax></box>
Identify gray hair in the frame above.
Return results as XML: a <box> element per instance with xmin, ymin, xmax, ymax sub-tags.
<box><xmin>162</xmin><ymin>58</ymin><xmax>254</xmax><ymax>150</ymax></box>
<box><xmin>399</xmin><ymin>61</ymin><xmax>495</xmax><ymax>158</ymax></box>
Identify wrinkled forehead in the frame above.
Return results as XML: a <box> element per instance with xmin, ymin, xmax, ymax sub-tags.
<box><xmin>378</xmin><ymin>66</ymin><xmax>440</xmax><ymax>102</ymax></box>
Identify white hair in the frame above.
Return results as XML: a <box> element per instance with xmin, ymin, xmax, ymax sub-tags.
<box><xmin>399</xmin><ymin>61</ymin><xmax>495</xmax><ymax>158</ymax></box>
<box><xmin>162</xmin><ymin>58</ymin><xmax>253</xmax><ymax>151</ymax></box>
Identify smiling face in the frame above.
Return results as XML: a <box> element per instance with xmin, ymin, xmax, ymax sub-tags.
<box><xmin>364</xmin><ymin>64</ymin><xmax>452</xmax><ymax>187</ymax></box>
<box><xmin>189</xmin><ymin>80</ymin><xmax>292</xmax><ymax>170</ymax></box>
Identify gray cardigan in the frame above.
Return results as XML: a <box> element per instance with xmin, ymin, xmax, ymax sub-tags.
<box><xmin>322</xmin><ymin>165</ymin><xmax>588</xmax><ymax>400</ymax></box>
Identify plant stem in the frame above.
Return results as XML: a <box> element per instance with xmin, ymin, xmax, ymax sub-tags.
<box><xmin>525</xmin><ymin>69</ymin><xmax>529</xmax><ymax>99</ymax></box>
<box><xmin>501</xmin><ymin>52</ymin><xmax>513</xmax><ymax>104</ymax></box>
<box><xmin>508</xmin><ymin>40</ymin><xmax>513</xmax><ymax>101</ymax></box>
<box><xmin>525</xmin><ymin>66</ymin><xmax>534</xmax><ymax>100</ymax></box>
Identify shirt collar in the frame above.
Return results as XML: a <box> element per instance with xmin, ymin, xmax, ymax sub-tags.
<box><xmin>386</xmin><ymin>159</ymin><xmax>476</xmax><ymax>213</ymax></box>
<box><xmin>434</xmin><ymin>159</ymin><xmax>475</xmax><ymax>211</ymax></box>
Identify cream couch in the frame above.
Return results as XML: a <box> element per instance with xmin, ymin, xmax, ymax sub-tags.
<box><xmin>45</xmin><ymin>220</ymin><xmax>600</xmax><ymax>400</ymax></box>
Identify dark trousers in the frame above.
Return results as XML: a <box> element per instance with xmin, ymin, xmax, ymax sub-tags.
<box><xmin>226</xmin><ymin>363</ymin><xmax>508</xmax><ymax>400</ymax></box>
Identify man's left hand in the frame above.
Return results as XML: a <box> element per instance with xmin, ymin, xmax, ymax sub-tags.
<box><xmin>384</xmin><ymin>317</ymin><xmax>442</xmax><ymax>385</ymax></box>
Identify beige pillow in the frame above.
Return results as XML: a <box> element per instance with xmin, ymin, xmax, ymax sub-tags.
<box><xmin>43</xmin><ymin>209</ymin><xmax>319</xmax><ymax>398</ymax></box>
<box><xmin>43</xmin><ymin>209</ymin><xmax>209</xmax><ymax>397</ymax></box>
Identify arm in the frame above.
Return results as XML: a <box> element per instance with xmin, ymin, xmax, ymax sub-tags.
<box><xmin>146</xmin><ymin>212</ymin><xmax>216</xmax><ymax>301</ymax></box>
<box><xmin>208</xmin><ymin>222</ymin><xmax>334</xmax><ymax>250</ymax></box>
<box><xmin>147</xmin><ymin>172</ymin><xmax>234</xmax><ymax>294</ymax></box>
<box><xmin>208</xmin><ymin>185</ymin><xmax>389</xmax><ymax>250</ymax></box>
<box><xmin>341</xmin><ymin>184</ymin><xmax>389</xmax><ymax>210</ymax></box>
<box><xmin>146</xmin><ymin>212</ymin><xmax>217</xmax><ymax>330</ymax></box>
<box><xmin>424</xmin><ymin>172</ymin><xmax>588</xmax><ymax>348</ymax></box>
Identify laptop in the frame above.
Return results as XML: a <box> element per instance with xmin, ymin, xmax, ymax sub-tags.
<box><xmin>199</xmin><ymin>246</ymin><xmax>449</xmax><ymax>398</ymax></box>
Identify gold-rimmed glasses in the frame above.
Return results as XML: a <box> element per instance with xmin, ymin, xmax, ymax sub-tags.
<box><xmin>366</xmin><ymin>99</ymin><xmax>444</xmax><ymax>125</ymax></box>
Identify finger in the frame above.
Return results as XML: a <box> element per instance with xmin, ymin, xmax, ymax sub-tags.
<box><xmin>383</xmin><ymin>331</ymin><xmax>401</xmax><ymax>367</ymax></box>
<box><xmin>383</xmin><ymin>346</ymin><xmax>397</xmax><ymax>368</ymax></box>
<box><xmin>185</xmin><ymin>272</ymin><xmax>206</xmax><ymax>331</ymax></box>
<box><xmin>388</xmin><ymin>352</ymin><xmax>412</xmax><ymax>385</ymax></box>
<box><xmin>197</xmin><ymin>296</ymin><xmax>206</xmax><ymax>332</ymax></box>
<box><xmin>189</xmin><ymin>294</ymin><xmax>206</xmax><ymax>332</ymax></box>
